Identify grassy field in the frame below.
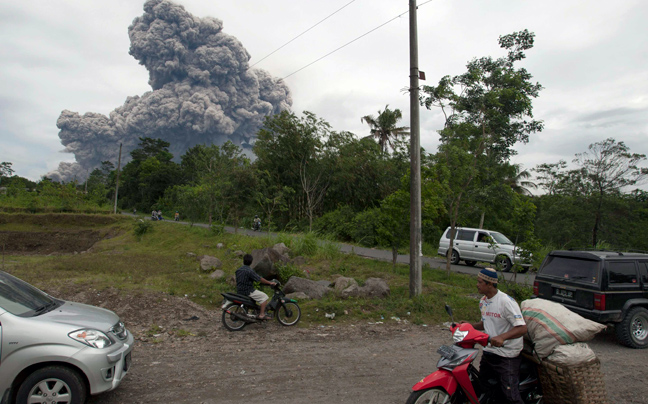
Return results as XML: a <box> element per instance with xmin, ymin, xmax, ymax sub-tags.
<box><xmin>0</xmin><ymin>213</ymin><xmax>529</xmax><ymax>326</ymax></box>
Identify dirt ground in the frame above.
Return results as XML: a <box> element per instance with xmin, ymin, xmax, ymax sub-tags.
<box><xmin>43</xmin><ymin>286</ymin><xmax>646</xmax><ymax>404</ymax></box>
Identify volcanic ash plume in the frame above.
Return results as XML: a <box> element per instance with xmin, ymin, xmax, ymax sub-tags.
<box><xmin>49</xmin><ymin>0</ymin><xmax>292</xmax><ymax>182</ymax></box>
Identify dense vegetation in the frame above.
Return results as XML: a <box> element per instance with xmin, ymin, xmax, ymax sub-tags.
<box><xmin>1</xmin><ymin>30</ymin><xmax>647</xmax><ymax>264</ymax></box>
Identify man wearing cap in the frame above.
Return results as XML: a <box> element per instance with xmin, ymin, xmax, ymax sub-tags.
<box><xmin>467</xmin><ymin>267</ymin><xmax>527</xmax><ymax>404</ymax></box>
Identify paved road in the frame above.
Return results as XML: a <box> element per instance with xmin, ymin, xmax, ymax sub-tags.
<box><xmin>132</xmin><ymin>213</ymin><xmax>535</xmax><ymax>285</ymax></box>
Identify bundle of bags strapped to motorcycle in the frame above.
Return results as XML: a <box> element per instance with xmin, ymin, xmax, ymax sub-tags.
<box><xmin>520</xmin><ymin>298</ymin><xmax>606</xmax><ymax>365</ymax></box>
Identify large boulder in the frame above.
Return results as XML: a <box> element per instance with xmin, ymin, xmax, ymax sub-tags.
<box><xmin>341</xmin><ymin>283</ymin><xmax>360</xmax><ymax>298</ymax></box>
<box><xmin>359</xmin><ymin>278</ymin><xmax>390</xmax><ymax>298</ymax></box>
<box><xmin>333</xmin><ymin>277</ymin><xmax>358</xmax><ymax>293</ymax></box>
<box><xmin>199</xmin><ymin>255</ymin><xmax>222</xmax><ymax>272</ymax></box>
<box><xmin>273</xmin><ymin>243</ymin><xmax>290</xmax><ymax>256</ymax></box>
<box><xmin>284</xmin><ymin>276</ymin><xmax>330</xmax><ymax>299</ymax></box>
<box><xmin>250</xmin><ymin>247</ymin><xmax>290</xmax><ymax>279</ymax></box>
<box><xmin>209</xmin><ymin>270</ymin><xmax>225</xmax><ymax>280</ymax></box>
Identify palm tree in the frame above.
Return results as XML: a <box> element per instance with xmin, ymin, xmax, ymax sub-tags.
<box><xmin>361</xmin><ymin>105</ymin><xmax>409</xmax><ymax>153</ymax></box>
<box><xmin>505</xmin><ymin>163</ymin><xmax>538</xmax><ymax>196</ymax></box>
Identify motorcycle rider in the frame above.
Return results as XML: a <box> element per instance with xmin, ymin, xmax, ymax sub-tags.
<box><xmin>253</xmin><ymin>215</ymin><xmax>261</xmax><ymax>230</ymax></box>
<box><xmin>235</xmin><ymin>254</ymin><xmax>277</xmax><ymax>320</ymax></box>
<box><xmin>465</xmin><ymin>267</ymin><xmax>527</xmax><ymax>404</ymax></box>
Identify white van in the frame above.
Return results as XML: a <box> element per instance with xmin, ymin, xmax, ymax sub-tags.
<box><xmin>437</xmin><ymin>227</ymin><xmax>530</xmax><ymax>271</ymax></box>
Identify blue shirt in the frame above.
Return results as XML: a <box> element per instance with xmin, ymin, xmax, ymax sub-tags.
<box><xmin>235</xmin><ymin>265</ymin><xmax>261</xmax><ymax>296</ymax></box>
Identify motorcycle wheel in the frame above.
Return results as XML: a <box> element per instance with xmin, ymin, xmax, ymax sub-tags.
<box><xmin>405</xmin><ymin>388</ymin><xmax>453</xmax><ymax>404</ymax></box>
<box><xmin>222</xmin><ymin>304</ymin><xmax>249</xmax><ymax>331</ymax></box>
<box><xmin>276</xmin><ymin>302</ymin><xmax>301</xmax><ymax>326</ymax></box>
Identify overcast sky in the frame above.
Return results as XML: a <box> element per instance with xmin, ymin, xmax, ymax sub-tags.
<box><xmin>1</xmin><ymin>0</ymin><xmax>647</xmax><ymax>185</ymax></box>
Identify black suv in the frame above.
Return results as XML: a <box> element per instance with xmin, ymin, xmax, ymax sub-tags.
<box><xmin>533</xmin><ymin>250</ymin><xmax>648</xmax><ymax>349</ymax></box>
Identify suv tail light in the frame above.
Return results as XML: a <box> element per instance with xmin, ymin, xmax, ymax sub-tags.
<box><xmin>594</xmin><ymin>293</ymin><xmax>606</xmax><ymax>311</ymax></box>
<box><xmin>533</xmin><ymin>281</ymin><xmax>539</xmax><ymax>296</ymax></box>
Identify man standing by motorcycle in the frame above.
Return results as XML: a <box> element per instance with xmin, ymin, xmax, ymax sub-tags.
<box><xmin>466</xmin><ymin>267</ymin><xmax>527</xmax><ymax>404</ymax></box>
<box><xmin>235</xmin><ymin>254</ymin><xmax>277</xmax><ymax>320</ymax></box>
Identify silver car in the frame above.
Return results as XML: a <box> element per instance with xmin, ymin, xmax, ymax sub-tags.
<box><xmin>437</xmin><ymin>226</ymin><xmax>531</xmax><ymax>271</ymax></box>
<box><xmin>0</xmin><ymin>270</ymin><xmax>133</xmax><ymax>404</ymax></box>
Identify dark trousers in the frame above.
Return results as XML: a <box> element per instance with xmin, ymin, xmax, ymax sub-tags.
<box><xmin>479</xmin><ymin>352</ymin><xmax>524</xmax><ymax>404</ymax></box>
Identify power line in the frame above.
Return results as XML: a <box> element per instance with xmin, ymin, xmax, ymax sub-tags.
<box><xmin>280</xmin><ymin>0</ymin><xmax>435</xmax><ymax>80</ymax></box>
<box><xmin>249</xmin><ymin>0</ymin><xmax>358</xmax><ymax>69</ymax></box>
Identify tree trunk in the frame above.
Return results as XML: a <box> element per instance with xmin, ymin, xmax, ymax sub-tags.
<box><xmin>479</xmin><ymin>212</ymin><xmax>485</xmax><ymax>229</ymax></box>
<box><xmin>392</xmin><ymin>246</ymin><xmax>398</xmax><ymax>270</ymax></box>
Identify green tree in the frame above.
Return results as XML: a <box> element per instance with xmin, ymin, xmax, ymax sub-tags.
<box><xmin>421</xmin><ymin>30</ymin><xmax>543</xmax><ymax>274</ymax></box>
<box><xmin>537</xmin><ymin>138</ymin><xmax>648</xmax><ymax>246</ymax></box>
<box><xmin>360</xmin><ymin>105</ymin><xmax>410</xmax><ymax>153</ymax></box>
<box><xmin>253</xmin><ymin>111</ymin><xmax>330</xmax><ymax>229</ymax></box>
<box><xmin>0</xmin><ymin>162</ymin><xmax>14</xmax><ymax>182</ymax></box>
<box><xmin>176</xmin><ymin>142</ymin><xmax>253</xmax><ymax>227</ymax></box>
<box><xmin>119</xmin><ymin>137</ymin><xmax>181</xmax><ymax>212</ymax></box>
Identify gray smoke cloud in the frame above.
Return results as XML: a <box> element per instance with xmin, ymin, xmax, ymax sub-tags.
<box><xmin>49</xmin><ymin>0</ymin><xmax>292</xmax><ymax>182</ymax></box>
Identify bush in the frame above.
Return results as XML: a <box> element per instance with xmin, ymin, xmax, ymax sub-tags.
<box><xmin>292</xmin><ymin>232</ymin><xmax>318</xmax><ymax>256</ymax></box>
<box><xmin>210</xmin><ymin>223</ymin><xmax>225</xmax><ymax>236</ymax></box>
<box><xmin>313</xmin><ymin>205</ymin><xmax>356</xmax><ymax>241</ymax></box>
<box><xmin>133</xmin><ymin>220</ymin><xmax>153</xmax><ymax>239</ymax></box>
<box><xmin>276</xmin><ymin>263</ymin><xmax>303</xmax><ymax>283</ymax></box>
<box><xmin>352</xmin><ymin>208</ymin><xmax>381</xmax><ymax>247</ymax></box>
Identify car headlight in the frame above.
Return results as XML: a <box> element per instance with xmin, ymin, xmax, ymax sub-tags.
<box><xmin>69</xmin><ymin>329</ymin><xmax>114</xmax><ymax>348</ymax></box>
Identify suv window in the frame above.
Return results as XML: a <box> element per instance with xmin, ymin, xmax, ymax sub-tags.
<box><xmin>608</xmin><ymin>262</ymin><xmax>638</xmax><ymax>284</ymax></box>
<box><xmin>640</xmin><ymin>262</ymin><xmax>648</xmax><ymax>284</ymax></box>
<box><xmin>540</xmin><ymin>255</ymin><xmax>599</xmax><ymax>283</ymax></box>
<box><xmin>457</xmin><ymin>230</ymin><xmax>476</xmax><ymax>241</ymax></box>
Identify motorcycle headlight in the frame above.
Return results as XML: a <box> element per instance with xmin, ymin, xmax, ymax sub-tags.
<box><xmin>69</xmin><ymin>329</ymin><xmax>114</xmax><ymax>348</ymax></box>
<box><xmin>453</xmin><ymin>329</ymin><xmax>469</xmax><ymax>343</ymax></box>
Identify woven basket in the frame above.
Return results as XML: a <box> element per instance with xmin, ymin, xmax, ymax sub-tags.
<box><xmin>539</xmin><ymin>357</ymin><xmax>608</xmax><ymax>404</ymax></box>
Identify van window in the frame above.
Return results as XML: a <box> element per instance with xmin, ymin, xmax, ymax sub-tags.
<box><xmin>540</xmin><ymin>256</ymin><xmax>599</xmax><ymax>283</ymax></box>
<box><xmin>477</xmin><ymin>232</ymin><xmax>490</xmax><ymax>243</ymax></box>
<box><xmin>457</xmin><ymin>230</ymin><xmax>476</xmax><ymax>241</ymax></box>
<box><xmin>490</xmin><ymin>232</ymin><xmax>513</xmax><ymax>245</ymax></box>
<box><xmin>608</xmin><ymin>262</ymin><xmax>638</xmax><ymax>284</ymax></box>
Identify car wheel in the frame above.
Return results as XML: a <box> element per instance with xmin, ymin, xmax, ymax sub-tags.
<box><xmin>448</xmin><ymin>249</ymin><xmax>460</xmax><ymax>265</ymax></box>
<box><xmin>16</xmin><ymin>365</ymin><xmax>87</xmax><ymax>404</ymax></box>
<box><xmin>464</xmin><ymin>260</ymin><xmax>477</xmax><ymax>266</ymax></box>
<box><xmin>616</xmin><ymin>307</ymin><xmax>648</xmax><ymax>349</ymax></box>
<box><xmin>496</xmin><ymin>255</ymin><xmax>512</xmax><ymax>272</ymax></box>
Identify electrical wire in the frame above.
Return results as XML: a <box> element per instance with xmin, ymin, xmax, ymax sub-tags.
<box><xmin>281</xmin><ymin>0</ymin><xmax>435</xmax><ymax>80</ymax></box>
<box><xmin>249</xmin><ymin>0</ymin><xmax>358</xmax><ymax>69</ymax></box>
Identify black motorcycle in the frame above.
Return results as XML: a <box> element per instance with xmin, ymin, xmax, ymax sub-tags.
<box><xmin>220</xmin><ymin>282</ymin><xmax>301</xmax><ymax>331</ymax></box>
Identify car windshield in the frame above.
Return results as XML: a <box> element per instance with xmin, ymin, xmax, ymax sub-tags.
<box><xmin>0</xmin><ymin>271</ymin><xmax>58</xmax><ymax>316</ymax></box>
<box><xmin>490</xmin><ymin>232</ymin><xmax>513</xmax><ymax>245</ymax></box>
<box><xmin>540</xmin><ymin>256</ymin><xmax>600</xmax><ymax>284</ymax></box>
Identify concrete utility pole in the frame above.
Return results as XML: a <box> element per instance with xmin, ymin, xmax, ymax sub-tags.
<box><xmin>409</xmin><ymin>0</ymin><xmax>422</xmax><ymax>297</ymax></box>
<box><xmin>113</xmin><ymin>143</ymin><xmax>122</xmax><ymax>215</ymax></box>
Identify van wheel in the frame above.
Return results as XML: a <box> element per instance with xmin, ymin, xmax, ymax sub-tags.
<box><xmin>465</xmin><ymin>260</ymin><xmax>477</xmax><ymax>266</ymax></box>
<box><xmin>448</xmin><ymin>250</ymin><xmax>460</xmax><ymax>265</ymax></box>
<box><xmin>16</xmin><ymin>366</ymin><xmax>87</xmax><ymax>404</ymax></box>
<box><xmin>616</xmin><ymin>307</ymin><xmax>648</xmax><ymax>349</ymax></box>
<box><xmin>497</xmin><ymin>255</ymin><xmax>512</xmax><ymax>272</ymax></box>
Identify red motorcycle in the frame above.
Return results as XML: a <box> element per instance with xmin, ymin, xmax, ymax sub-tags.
<box><xmin>406</xmin><ymin>305</ymin><xmax>543</xmax><ymax>404</ymax></box>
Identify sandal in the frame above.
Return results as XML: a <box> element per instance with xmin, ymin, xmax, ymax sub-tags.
<box><xmin>257</xmin><ymin>314</ymin><xmax>272</xmax><ymax>321</ymax></box>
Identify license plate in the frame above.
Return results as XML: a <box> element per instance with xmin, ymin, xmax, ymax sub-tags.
<box><xmin>554</xmin><ymin>288</ymin><xmax>573</xmax><ymax>299</ymax></box>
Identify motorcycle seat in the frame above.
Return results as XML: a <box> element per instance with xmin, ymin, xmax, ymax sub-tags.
<box><xmin>222</xmin><ymin>292</ymin><xmax>256</xmax><ymax>306</ymax></box>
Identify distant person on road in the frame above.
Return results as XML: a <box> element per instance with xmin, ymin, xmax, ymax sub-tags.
<box><xmin>151</xmin><ymin>210</ymin><xmax>157</xmax><ymax>221</ymax></box>
<box><xmin>157</xmin><ymin>210</ymin><xmax>163</xmax><ymax>221</ymax></box>
<box><xmin>235</xmin><ymin>254</ymin><xmax>276</xmax><ymax>320</ymax></box>
<box><xmin>175</xmin><ymin>211</ymin><xmax>180</xmax><ymax>221</ymax></box>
